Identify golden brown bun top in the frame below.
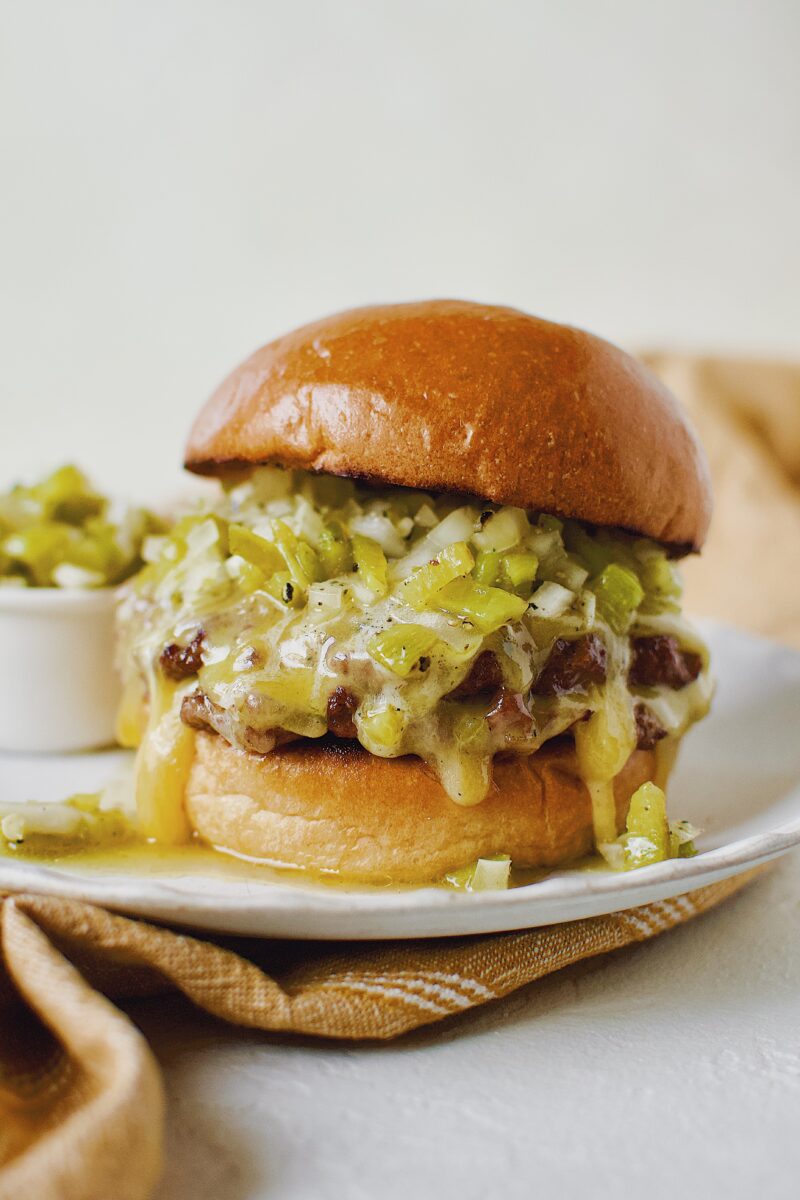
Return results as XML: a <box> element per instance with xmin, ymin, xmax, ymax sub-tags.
<box><xmin>185</xmin><ymin>300</ymin><xmax>712</xmax><ymax>551</ymax></box>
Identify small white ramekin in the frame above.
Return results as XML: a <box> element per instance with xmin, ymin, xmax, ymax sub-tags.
<box><xmin>0</xmin><ymin>585</ymin><xmax>121</xmax><ymax>753</ymax></box>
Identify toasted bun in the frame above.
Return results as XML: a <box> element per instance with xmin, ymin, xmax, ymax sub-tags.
<box><xmin>185</xmin><ymin>300</ymin><xmax>711</xmax><ymax>551</ymax></box>
<box><xmin>185</xmin><ymin>732</ymin><xmax>658</xmax><ymax>884</ymax></box>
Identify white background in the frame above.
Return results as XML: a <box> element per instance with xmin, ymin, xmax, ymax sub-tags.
<box><xmin>1</xmin><ymin>0</ymin><xmax>799</xmax><ymax>501</ymax></box>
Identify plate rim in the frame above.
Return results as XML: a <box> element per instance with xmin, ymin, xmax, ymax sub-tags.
<box><xmin>1</xmin><ymin>621</ymin><xmax>799</xmax><ymax>937</ymax></box>
<box><xmin>1</xmin><ymin>802</ymin><xmax>798</xmax><ymax>919</ymax></box>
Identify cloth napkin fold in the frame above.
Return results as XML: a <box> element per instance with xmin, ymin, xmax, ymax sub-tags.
<box><xmin>642</xmin><ymin>354</ymin><xmax>800</xmax><ymax>647</ymax></box>
<box><xmin>0</xmin><ymin>871</ymin><xmax>762</xmax><ymax>1200</ymax></box>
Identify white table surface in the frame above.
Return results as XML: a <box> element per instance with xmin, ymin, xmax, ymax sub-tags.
<box><xmin>128</xmin><ymin>849</ymin><xmax>800</xmax><ymax>1200</ymax></box>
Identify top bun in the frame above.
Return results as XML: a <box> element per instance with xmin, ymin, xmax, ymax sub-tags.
<box><xmin>185</xmin><ymin>300</ymin><xmax>712</xmax><ymax>551</ymax></box>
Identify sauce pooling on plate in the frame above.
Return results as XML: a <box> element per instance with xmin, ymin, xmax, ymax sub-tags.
<box><xmin>0</xmin><ymin>772</ymin><xmax>700</xmax><ymax>890</ymax></box>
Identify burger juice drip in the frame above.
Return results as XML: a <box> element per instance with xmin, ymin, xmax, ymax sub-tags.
<box><xmin>117</xmin><ymin>468</ymin><xmax>712</xmax><ymax>849</ymax></box>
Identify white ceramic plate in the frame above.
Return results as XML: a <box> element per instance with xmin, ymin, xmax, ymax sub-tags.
<box><xmin>1</xmin><ymin>621</ymin><xmax>799</xmax><ymax>939</ymax></box>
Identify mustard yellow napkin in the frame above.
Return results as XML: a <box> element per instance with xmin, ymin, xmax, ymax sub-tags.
<box><xmin>642</xmin><ymin>354</ymin><xmax>800</xmax><ymax>647</ymax></box>
<box><xmin>0</xmin><ymin>872</ymin><xmax>762</xmax><ymax>1200</ymax></box>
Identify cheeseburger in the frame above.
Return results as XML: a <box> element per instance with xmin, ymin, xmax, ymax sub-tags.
<box><xmin>117</xmin><ymin>300</ymin><xmax>713</xmax><ymax>884</ymax></box>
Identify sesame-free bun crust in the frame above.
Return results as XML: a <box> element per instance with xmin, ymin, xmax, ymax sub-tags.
<box><xmin>185</xmin><ymin>300</ymin><xmax>711</xmax><ymax>551</ymax></box>
<box><xmin>185</xmin><ymin>732</ymin><xmax>658</xmax><ymax>884</ymax></box>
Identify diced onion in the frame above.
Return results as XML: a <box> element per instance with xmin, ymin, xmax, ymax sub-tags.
<box><xmin>292</xmin><ymin>496</ymin><xmax>326</xmax><ymax>547</ymax></box>
<box><xmin>414</xmin><ymin>503</ymin><xmax>438</xmax><ymax>528</ymax></box>
<box><xmin>350</xmin><ymin>513</ymin><xmax>407</xmax><ymax>557</ymax></box>
<box><xmin>446</xmin><ymin>855</ymin><xmax>512</xmax><ymax>889</ymax></box>
<box><xmin>186</xmin><ymin>518</ymin><xmax>222</xmax><ymax>555</ymax></box>
<box><xmin>470</xmin><ymin>856</ymin><xmax>512</xmax><ymax>890</ymax></box>
<box><xmin>308</xmin><ymin>581</ymin><xmax>345</xmax><ymax>616</ymax></box>
<box><xmin>526</xmin><ymin>529</ymin><xmax>560</xmax><ymax>558</ymax></box>
<box><xmin>1</xmin><ymin>803</ymin><xmax>86</xmax><ymax>841</ymax></box>
<box><xmin>229</xmin><ymin>467</ymin><xmax>293</xmax><ymax>509</ymax></box>
<box><xmin>527</xmin><ymin>581</ymin><xmax>574</xmax><ymax>618</ymax></box>
<box><xmin>52</xmin><ymin>563</ymin><xmax>106</xmax><ymax>589</ymax></box>
<box><xmin>390</xmin><ymin>507</ymin><xmax>479</xmax><ymax>579</ymax></box>
<box><xmin>580</xmin><ymin>590</ymin><xmax>597</xmax><ymax>628</ymax></box>
<box><xmin>597</xmin><ymin>841</ymin><xmax>625</xmax><ymax>870</ymax></box>
<box><xmin>472</xmin><ymin>507</ymin><xmax>529</xmax><ymax>553</ymax></box>
<box><xmin>670</xmin><ymin>819</ymin><xmax>700</xmax><ymax>846</ymax></box>
<box><xmin>142</xmin><ymin>535</ymin><xmax>169</xmax><ymax>564</ymax></box>
<box><xmin>554</xmin><ymin>558</ymin><xmax>589</xmax><ymax>592</ymax></box>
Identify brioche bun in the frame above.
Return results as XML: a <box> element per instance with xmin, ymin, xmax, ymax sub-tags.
<box><xmin>185</xmin><ymin>299</ymin><xmax>711</xmax><ymax>551</ymax></box>
<box><xmin>185</xmin><ymin>732</ymin><xmax>659</xmax><ymax>884</ymax></box>
<box><xmin>178</xmin><ymin>301</ymin><xmax>704</xmax><ymax>882</ymax></box>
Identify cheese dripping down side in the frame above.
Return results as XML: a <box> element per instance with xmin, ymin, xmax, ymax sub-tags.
<box><xmin>116</xmin><ymin>467</ymin><xmax>712</xmax><ymax>845</ymax></box>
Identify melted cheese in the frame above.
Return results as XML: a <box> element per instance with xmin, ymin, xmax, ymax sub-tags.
<box><xmin>115</xmin><ymin>673</ymin><xmax>147</xmax><ymax>749</ymax></box>
<box><xmin>134</xmin><ymin>675</ymin><xmax>195</xmax><ymax>843</ymax></box>
<box><xmin>586</xmin><ymin>779</ymin><xmax>619</xmax><ymax>846</ymax></box>
<box><xmin>116</xmin><ymin>471</ymin><xmax>712</xmax><ymax>846</ymax></box>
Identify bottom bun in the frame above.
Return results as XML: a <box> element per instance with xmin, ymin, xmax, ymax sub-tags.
<box><xmin>185</xmin><ymin>732</ymin><xmax>660</xmax><ymax>884</ymax></box>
